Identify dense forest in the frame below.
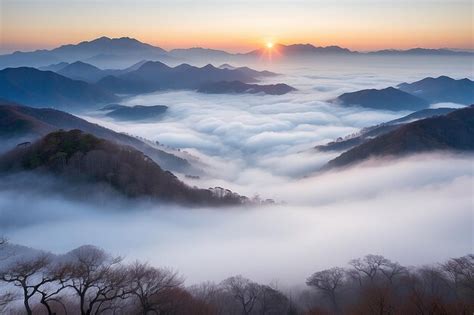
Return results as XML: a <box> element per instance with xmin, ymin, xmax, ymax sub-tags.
<box><xmin>0</xmin><ymin>130</ymin><xmax>247</xmax><ymax>206</ymax></box>
<box><xmin>0</xmin><ymin>238</ymin><xmax>472</xmax><ymax>314</ymax></box>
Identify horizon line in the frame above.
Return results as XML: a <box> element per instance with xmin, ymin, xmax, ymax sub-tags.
<box><xmin>2</xmin><ymin>35</ymin><xmax>474</xmax><ymax>56</ymax></box>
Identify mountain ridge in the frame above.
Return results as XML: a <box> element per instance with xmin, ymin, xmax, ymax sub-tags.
<box><xmin>0</xmin><ymin>67</ymin><xmax>118</xmax><ymax>110</ymax></box>
<box><xmin>324</xmin><ymin>106</ymin><xmax>474</xmax><ymax>169</ymax></box>
<box><xmin>2</xmin><ymin>36</ymin><xmax>472</xmax><ymax>69</ymax></box>
<box><xmin>0</xmin><ymin>102</ymin><xmax>195</xmax><ymax>174</ymax></box>
<box><xmin>0</xmin><ymin>129</ymin><xmax>247</xmax><ymax>206</ymax></box>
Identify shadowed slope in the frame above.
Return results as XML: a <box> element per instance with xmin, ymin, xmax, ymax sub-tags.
<box><xmin>325</xmin><ymin>106</ymin><xmax>474</xmax><ymax>169</ymax></box>
<box><xmin>0</xmin><ymin>130</ymin><xmax>247</xmax><ymax>206</ymax></box>
<box><xmin>0</xmin><ymin>102</ymin><xmax>192</xmax><ymax>173</ymax></box>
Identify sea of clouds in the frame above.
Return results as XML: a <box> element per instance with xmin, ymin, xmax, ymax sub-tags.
<box><xmin>1</xmin><ymin>55</ymin><xmax>472</xmax><ymax>285</ymax></box>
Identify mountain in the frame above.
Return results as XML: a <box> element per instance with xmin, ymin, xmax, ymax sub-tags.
<box><xmin>0</xmin><ymin>101</ymin><xmax>55</xmax><ymax>150</ymax></box>
<box><xmin>336</xmin><ymin>87</ymin><xmax>429</xmax><ymax>111</ymax></box>
<box><xmin>57</xmin><ymin>61</ymin><xmax>110</xmax><ymax>82</ymax></box>
<box><xmin>0</xmin><ymin>67</ymin><xmax>118</xmax><ymax>110</ymax></box>
<box><xmin>169</xmin><ymin>47</ymin><xmax>233</xmax><ymax>61</ymax></box>
<box><xmin>50</xmin><ymin>36</ymin><xmax>166</xmax><ymax>59</ymax></box>
<box><xmin>385</xmin><ymin>107</ymin><xmax>457</xmax><ymax>125</ymax></box>
<box><xmin>245</xmin><ymin>43</ymin><xmax>354</xmax><ymax>57</ymax></box>
<box><xmin>315</xmin><ymin>107</ymin><xmax>457</xmax><ymax>152</ymax></box>
<box><xmin>0</xmin><ymin>102</ymin><xmax>193</xmax><ymax>173</ymax></box>
<box><xmin>2</xmin><ymin>36</ymin><xmax>473</xmax><ymax>70</ymax></box>
<box><xmin>398</xmin><ymin>76</ymin><xmax>474</xmax><ymax>105</ymax></box>
<box><xmin>101</xmin><ymin>104</ymin><xmax>168</xmax><ymax>121</ymax></box>
<box><xmin>324</xmin><ymin>106</ymin><xmax>474</xmax><ymax>169</ymax></box>
<box><xmin>54</xmin><ymin>60</ymin><xmax>153</xmax><ymax>83</ymax></box>
<box><xmin>0</xmin><ymin>37</ymin><xmax>169</xmax><ymax>69</ymax></box>
<box><xmin>0</xmin><ymin>130</ymin><xmax>247</xmax><ymax>206</ymax></box>
<box><xmin>96</xmin><ymin>61</ymin><xmax>264</xmax><ymax>94</ymax></box>
<box><xmin>39</xmin><ymin>62</ymin><xmax>70</xmax><ymax>72</ymax></box>
<box><xmin>218</xmin><ymin>64</ymin><xmax>237</xmax><ymax>70</ymax></box>
<box><xmin>218</xmin><ymin>64</ymin><xmax>276</xmax><ymax>77</ymax></box>
<box><xmin>370</xmin><ymin>48</ymin><xmax>474</xmax><ymax>56</ymax></box>
<box><xmin>0</xmin><ymin>50</ymin><xmax>62</xmax><ymax>69</ymax></box>
<box><xmin>122</xmin><ymin>59</ymin><xmax>149</xmax><ymax>72</ymax></box>
<box><xmin>197</xmin><ymin>81</ymin><xmax>296</xmax><ymax>95</ymax></box>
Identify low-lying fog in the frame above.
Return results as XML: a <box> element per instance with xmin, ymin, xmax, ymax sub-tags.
<box><xmin>1</xmin><ymin>154</ymin><xmax>472</xmax><ymax>285</ymax></box>
<box><xmin>1</xmin><ymin>56</ymin><xmax>473</xmax><ymax>285</ymax></box>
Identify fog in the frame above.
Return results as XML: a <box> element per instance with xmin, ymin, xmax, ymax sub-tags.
<box><xmin>1</xmin><ymin>154</ymin><xmax>472</xmax><ymax>285</ymax></box>
<box><xmin>1</xmin><ymin>56</ymin><xmax>473</xmax><ymax>286</ymax></box>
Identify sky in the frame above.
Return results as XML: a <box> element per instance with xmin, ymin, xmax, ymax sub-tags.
<box><xmin>1</xmin><ymin>0</ymin><xmax>473</xmax><ymax>53</ymax></box>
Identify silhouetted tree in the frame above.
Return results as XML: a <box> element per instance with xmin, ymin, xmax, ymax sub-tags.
<box><xmin>0</xmin><ymin>254</ymin><xmax>64</xmax><ymax>315</ymax></box>
<box><xmin>126</xmin><ymin>261</ymin><xmax>183</xmax><ymax>314</ymax></box>
<box><xmin>349</xmin><ymin>254</ymin><xmax>387</xmax><ymax>286</ymax></box>
<box><xmin>380</xmin><ymin>259</ymin><xmax>407</xmax><ymax>285</ymax></box>
<box><xmin>60</xmin><ymin>246</ymin><xmax>128</xmax><ymax>315</ymax></box>
<box><xmin>306</xmin><ymin>267</ymin><xmax>345</xmax><ymax>313</ymax></box>
<box><xmin>257</xmin><ymin>284</ymin><xmax>289</xmax><ymax>314</ymax></box>
<box><xmin>221</xmin><ymin>275</ymin><xmax>262</xmax><ymax>315</ymax></box>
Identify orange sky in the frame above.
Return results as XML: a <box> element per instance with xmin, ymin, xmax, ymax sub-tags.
<box><xmin>1</xmin><ymin>0</ymin><xmax>473</xmax><ymax>53</ymax></box>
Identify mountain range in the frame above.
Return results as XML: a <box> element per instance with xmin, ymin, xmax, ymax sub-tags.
<box><xmin>95</xmin><ymin>61</ymin><xmax>278</xmax><ymax>94</ymax></box>
<box><xmin>336</xmin><ymin>87</ymin><xmax>429</xmax><ymax>111</ymax></box>
<box><xmin>0</xmin><ymin>37</ymin><xmax>171</xmax><ymax>69</ymax></box>
<box><xmin>0</xmin><ymin>67</ymin><xmax>118</xmax><ymax>110</ymax></box>
<box><xmin>323</xmin><ymin>106</ymin><xmax>474</xmax><ymax>169</ymax></box>
<box><xmin>0</xmin><ymin>101</ymin><xmax>195</xmax><ymax>174</ymax></box>
<box><xmin>315</xmin><ymin>107</ymin><xmax>458</xmax><ymax>153</ymax></box>
<box><xmin>0</xmin><ymin>61</ymin><xmax>283</xmax><ymax>109</ymax></box>
<box><xmin>54</xmin><ymin>60</ymin><xmax>163</xmax><ymax>83</ymax></box>
<box><xmin>245</xmin><ymin>44</ymin><xmax>354</xmax><ymax>57</ymax></box>
<box><xmin>197</xmin><ymin>81</ymin><xmax>296</xmax><ymax>95</ymax></box>
<box><xmin>398</xmin><ymin>76</ymin><xmax>474</xmax><ymax>105</ymax></box>
<box><xmin>336</xmin><ymin>76</ymin><xmax>474</xmax><ymax>110</ymax></box>
<box><xmin>0</xmin><ymin>129</ymin><xmax>247</xmax><ymax>206</ymax></box>
<box><xmin>101</xmin><ymin>104</ymin><xmax>168</xmax><ymax>121</ymax></box>
<box><xmin>1</xmin><ymin>36</ymin><xmax>472</xmax><ymax>70</ymax></box>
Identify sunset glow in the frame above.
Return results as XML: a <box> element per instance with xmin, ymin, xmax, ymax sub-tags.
<box><xmin>0</xmin><ymin>0</ymin><xmax>473</xmax><ymax>312</ymax></box>
<box><xmin>1</xmin><ymin>0</ymin><xmax>473</xmax><ymax>53</ymax></box>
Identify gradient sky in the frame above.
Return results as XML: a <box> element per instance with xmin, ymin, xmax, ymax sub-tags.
<box><xmin>1</xmin><ymin>0</ymin><xmax>473</xmax><ymax>53</ymax></box>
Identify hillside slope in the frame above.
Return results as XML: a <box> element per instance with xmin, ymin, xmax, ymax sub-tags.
<box><xmin>0</xmin><ymin>67</ymin><xmax>117</xmax><ymax>110</ymax></box>
<box><xmin>0</xmin><ymin>102</ymin><xmax>192</xmax><ymax>173</ymax></box>
<box><xmin>0</xmin><ymin>130</ymin><xmax>246</xmax><ymax>206</ymax></box>
<box><xmin>325</xmin><ymin>106</ymin><xmax>474</xmax><ymax>168</ymax></box>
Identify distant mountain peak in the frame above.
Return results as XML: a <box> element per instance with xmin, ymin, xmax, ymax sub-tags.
<box><xmin>91</xmin><ymin>36</ymin><xmax>112</xmax><ymax>42</ymax></box>
<box><xmin>68</xmin><ymin>60</ymin><xmax>100</xmax><ymax>68</ymax></box>
<box><xmin>202</xmin><ymin>63</ymin><xmax>216</xmax><ymax>70</ymax></box>
<box><xmin>138</xmin><ymin>60</ymin><xmax>170</xmax><ymax>71</ymax></box>
<box><xmin>219</xmin><ymin>63</ymin><xmax>235</xmax><ymax>69</ymax></box>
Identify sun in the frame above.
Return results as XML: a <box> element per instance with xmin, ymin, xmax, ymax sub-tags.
<box><xmin>266</xmin><ymin>42</ymin><xmax>274</xmax><ymax>49</ymax></box>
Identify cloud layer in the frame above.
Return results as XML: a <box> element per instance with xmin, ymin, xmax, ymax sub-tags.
<box><xmin>1</xmin><ymin>57</ymin><xmax>472</xmax><ymax>286</ymax></box>
<box><xmin>1</xmin><ymin>154</ymin><xmax>472</xmax><ymax>285</ymax></box>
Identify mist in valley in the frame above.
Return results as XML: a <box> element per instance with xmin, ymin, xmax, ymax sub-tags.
<box><xmin>1</xmin><ymin>56</ymin><xmax>472</xmax><ymax>287</ymax></box>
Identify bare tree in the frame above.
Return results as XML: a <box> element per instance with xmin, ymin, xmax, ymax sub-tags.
<box><xmin>306</xmin><ymin>267</ymin><xmax>345</xmax><ymax>314</ymax></box>
<box><xmin>221</xmin><ymin>275</ymin><xmax>262</xmax><ymax>315</ymax></box>
<box><xmin>0</xmin><ymin>254</ymin><xmax>63</xmax><ymax>315</ymax></box>
<box><xmin>442</xmin><ymin>254</ymin><xmax>474</xmax><ymax>293</ymax></box>
<box><xmin>257</xmin><ymin>284</ymin><xmax>289</xmax><ymax>315</ymax></box>
<box><xmin>189</xmin><ymin>281</ymin><xmax>230</xmax><ymax>314</ymax></box>
<box><xmin>60</xmin><ymin>245</ymin><xmax>128</xmax><ymax>315</ymax></box>
<box><xmin>189</xmin><ymin>281</ymin><xmax>221</xmax><ymax>304</ymax></box>
<box><xmin>380</xmin><ymin>260</ymin><xmax>407</xmax><ymax>285</ymax></box>
<box><xmin>126</xmin><ymin>261</ymin><xmax>183</xmax><ymax>314</ymax></box>
<box><xmin>349</xmin><ymin>254</ymin><xmax>387</xmax><ymax>286</ymax></box>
